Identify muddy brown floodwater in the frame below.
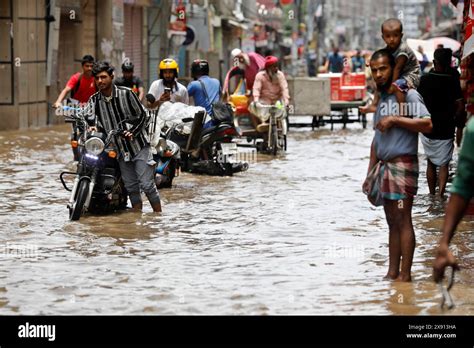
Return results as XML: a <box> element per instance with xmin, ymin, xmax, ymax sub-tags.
<box><xmin>0</xmin><ymin>119</ymin><xmax>472</xmax><ymax>314</ymax></box>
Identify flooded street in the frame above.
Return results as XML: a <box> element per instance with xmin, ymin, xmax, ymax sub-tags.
<box><xmin>0</xmin><ymin>119</ymin><xmax>472</xmax><ymax>315</ymax></box>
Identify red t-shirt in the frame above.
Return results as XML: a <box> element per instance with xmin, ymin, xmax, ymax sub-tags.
<box><xmin>66</xmin><ymin>72</ymin><xmax>97</xmax><ymax>103</ymax></box>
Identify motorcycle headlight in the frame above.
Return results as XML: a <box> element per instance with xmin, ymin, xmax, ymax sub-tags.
<box><xmin>85</xmin><ymin>138</ymin><xmax>105</xmax><ymax>155</ymax></box>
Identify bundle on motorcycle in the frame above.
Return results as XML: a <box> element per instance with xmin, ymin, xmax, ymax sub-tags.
<box><xmin>151</xmin><ymin>100</ymin><xmax>248</xmax><ymax>176</ymax></box>
<box><xmin>59</xmin><ymin>108</ymin><xmax>128</xmax><ymax>221</ymax></box>
<box><xmin>147</xmin><ymin>94</ymin><xmax>181</xmax><ymax>189</ymax></box>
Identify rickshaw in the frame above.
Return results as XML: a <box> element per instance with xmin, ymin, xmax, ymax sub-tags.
<box><xmin>223</xmin><ymin>67</ymin><xmax>287</xmax><ymax>154</ymax></box>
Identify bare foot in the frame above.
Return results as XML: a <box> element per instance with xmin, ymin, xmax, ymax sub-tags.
<box><xmin>394</xmin><ymin>274</ymin><xmax>412</xmax><ymax>282</ymax></box>
<box><xmin>383</xmin><ymin>272</ymin><xmax>399</xmax><ymax>280</ymax></box>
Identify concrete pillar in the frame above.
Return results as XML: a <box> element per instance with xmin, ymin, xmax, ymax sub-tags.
<box><xmin>97</xmin><ymin>0</ymin><xmax>125</xmax><ymax>69</ymax></box>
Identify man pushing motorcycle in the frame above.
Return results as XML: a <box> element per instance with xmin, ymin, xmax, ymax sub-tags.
<box><xmin>79</xmin><ymin>61</ymin><xmax>162</xmax><ymax>213</ymax></box>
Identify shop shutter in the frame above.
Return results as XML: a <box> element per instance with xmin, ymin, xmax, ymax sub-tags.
<box><xmin>123</xmin><ymin>5</ymin><xmax>143</xmax><ymax>80</ymax></box>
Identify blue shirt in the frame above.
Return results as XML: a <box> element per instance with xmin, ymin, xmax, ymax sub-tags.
<box><xmin>187</xmin><ymin>76</ymin><xmax>221</xmax><ymax>115</ymax></box>
<box><xmin>373</xmin><ymin>89</ymin><xmax>431</xmax><ymax>161</ymax></box>
<box><xmin>351</xmin><ymin>56</ymin><xmax>365</xmax><ymax>72</ymax></box>
<box><xmin>327</xmin><ymin>52</ymin><xmax>344</xmax><ymax>73</ymax></box>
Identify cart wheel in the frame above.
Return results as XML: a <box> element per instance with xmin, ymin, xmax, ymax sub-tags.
<box><xmin>272</xmin><ymin>126</ymin><xmax>278</xmax><ymax>156</ymax></box>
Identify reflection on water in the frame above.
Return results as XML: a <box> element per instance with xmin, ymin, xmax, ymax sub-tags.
<box><xmin>0</xmin><ymin>121</ymin><xmax>472</xmax><ymax>315</ymax></box>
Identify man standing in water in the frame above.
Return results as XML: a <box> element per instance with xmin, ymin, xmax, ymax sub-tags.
<box><xmin>362</xmin><ymin>49</ymin><xmax>432</xmax><ymax>282</ymax></box>
<box><xmin>80</xmin><ymin>61</ymin><xmax>162</xmax><ymax>213</ymax></box>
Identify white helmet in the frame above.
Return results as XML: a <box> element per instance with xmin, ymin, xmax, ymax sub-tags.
<box><xmin>231</xmin><ymin>48</ymin><xmax>242</xmax><ymax>58</ymax></box>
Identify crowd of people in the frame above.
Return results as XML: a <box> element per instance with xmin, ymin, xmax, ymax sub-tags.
<box><xmin>52</xmin><ymin>49</ymin><xmax>290</xmax><ymax>214</ymax></box>
<box><xmin>360</xmin><ymin>18</ymin><xmax>472</xmax><ymax>284</ymax></box>
<box><xmin>51</xmin><ymin>17</ymin><xmax>472</xmax><ymax>286</ymax></box>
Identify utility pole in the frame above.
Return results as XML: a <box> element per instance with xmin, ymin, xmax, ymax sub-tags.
<box><xmin>159</xmin><ymin>0</ymin><xmax>172</xmax><ymax>60</ymax></box>
<box><xmin>317</xmin><ymin>0</ymin><xmax>327</xmax><ymax>69</ymax></box>
<box><xmin>290</xmin><ymin>0</ymin><xmax>299</xmax><ymax>77</ymax></box>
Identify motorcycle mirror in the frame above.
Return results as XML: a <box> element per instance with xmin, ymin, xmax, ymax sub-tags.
<box><xmin>145</xmin><ymin>94</ymin><xmax>156</xmax><ymax>104</ymax></box>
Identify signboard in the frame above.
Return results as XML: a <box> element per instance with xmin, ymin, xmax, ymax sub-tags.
<box><xmin>169</xmin><ymin>1</ymin><xmax>186</xmax><ymax>31</ymax></box>
<box><xmin>463</xmin><ymin>0</ymin><xmax>474</xmax><ymax>59</ymax></box>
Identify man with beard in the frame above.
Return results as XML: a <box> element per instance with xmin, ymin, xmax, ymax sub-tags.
<box><xmin>114</xmin><ymin>61</ymin><xmax>145</xmax><ymax>102</ymax></box>
<box><xmin>147</xmin><ymin>58</ymin><xmax>189</xmax><ymax>109</ymax></box>
<box><xmin>362</xmin><ymin>49</ymin><xmax>432</xmax><ymax>282</ymax></box>
<box><xmin>80</xmin><ymin>61</ymin><xmax>162</xmax><ymax>213</ymax></box>
<box><xmin>231</xmin><ymin>48</ymin><xmax>265</xmax><ymax>91</ymax></box>
<box><xmin>251</xmin><ymin>56</ymin><xmax>290</xmax><ymax>108</ymax></box>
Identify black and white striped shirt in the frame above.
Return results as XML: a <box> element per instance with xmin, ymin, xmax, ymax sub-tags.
<box><xmin>80</xmin><ymin>85</ymin><xmax>149</xmax><ymax>161</ymax></box>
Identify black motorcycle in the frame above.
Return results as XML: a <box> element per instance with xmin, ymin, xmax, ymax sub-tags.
<box><xmin>59</xmin><ymin>109</ymin><xmax>128</xmax><ymax>221</ymax></box>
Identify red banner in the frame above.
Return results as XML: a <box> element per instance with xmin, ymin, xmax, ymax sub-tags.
<box><xmin>463</xmin><ymin>0</ymin><xmax>474</xmax><ymax>59</ymax></box>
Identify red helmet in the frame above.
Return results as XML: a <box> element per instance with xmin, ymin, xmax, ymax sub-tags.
<box><xmin>264</xmin><ymin>56</ymin><xmax>279</xmax><ymax>69</ymax></box>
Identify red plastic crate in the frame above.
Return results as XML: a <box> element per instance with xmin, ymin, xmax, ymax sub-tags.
<box><xmin>341</xmin><ymin>72</ymin><xmax>366</xmax><ymax>87</ymax></box>
<box><xmin>338</xmin><ymin>86</ymin><xmax>366</xmax><ymax>101</ymax></box>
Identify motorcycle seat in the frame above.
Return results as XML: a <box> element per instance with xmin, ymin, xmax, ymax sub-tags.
<box><xmin>201</xmin><ymin>123</ymin><xmax>231</xmax><ymax>136</ymax></box>
<box><xmin>201</xmin><ymin>125</ymin><xmax>219</xmax><ymax>136</ymax></box>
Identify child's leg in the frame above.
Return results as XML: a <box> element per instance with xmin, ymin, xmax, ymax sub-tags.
<box><xmin>392</xmin><ymin>79</ymin><xmax>409</xmax><ymax>116</ymax></box>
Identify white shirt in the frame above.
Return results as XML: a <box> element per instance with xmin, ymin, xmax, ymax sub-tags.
<box><xmin>148</xmin><ymin>79</ymin><xmax>189</xmax><ymax>105</ymax></box>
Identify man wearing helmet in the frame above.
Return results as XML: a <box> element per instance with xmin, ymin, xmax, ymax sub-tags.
<box><xmin>114</xmin><ymin>60</ymin><xmax>145</xmax><ymax>102</ymax></box>
<box><xmin>187</xmin><ymin>59</ymin><xmax>221</xmax><ymax>119</ymax></box>
<box><xmin>252</xmin><ymin>56</ymin><xmax>290</xmax><ymax>107</ymax></box>
<box><xmin>147</xmin><ymin>58</ymin><xmax>189</xmax><ymax>109</ymax></box>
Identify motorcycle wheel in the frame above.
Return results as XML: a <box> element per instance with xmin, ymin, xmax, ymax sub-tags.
<box><xmin>167</xmin><ymin>161</ymin><xmax>178</xmax><ymax>186</ymax></box>
<box><xmin>224</xmin><ymin>162</ymin><xmax>233</xmax><ymax>176</ymax></box>
<box><xmin>69</xmin><ymin>180</ymin><xmax>89</xmax><ymax>221</ymax></box>
<box><xmin>232</xmin><ymin>162</ymin><xmax>249</xmax><ymax>173</ymax></box>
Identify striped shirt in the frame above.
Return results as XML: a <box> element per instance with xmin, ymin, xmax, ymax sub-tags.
<box><xmin>80</xmin><ymin>85</ymin><xmax>149</xmax><ymax>161</ymax></box>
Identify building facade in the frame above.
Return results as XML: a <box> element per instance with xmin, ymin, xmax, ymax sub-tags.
<box><xmin>0</xmin><ymin>0</ymin><xmax>262</xmax><ymax>130</ymax></box>
<box><xmin>0</xmin><ymin>0</ymin><xmax>152</xmax><ymax>130</ymax></box>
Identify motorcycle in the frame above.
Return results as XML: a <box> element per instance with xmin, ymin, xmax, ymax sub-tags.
<box><xmin>146</xmin><ymin>94</ymin><xmax>181</xmax><ymax>188</ymax></box>
<box><xmin>59</xmin><ymin>107</ymin><xmax>128</xmax><ymax>221</ymax></box>
<box><xmin>150</xmin><ymin>97</ymin><xmax>248</xmax><ymax>176</ymax></box>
